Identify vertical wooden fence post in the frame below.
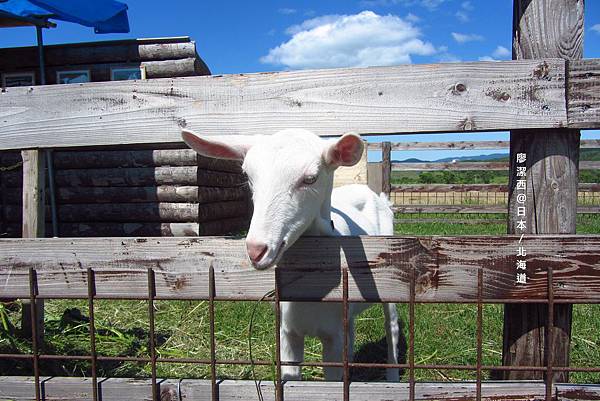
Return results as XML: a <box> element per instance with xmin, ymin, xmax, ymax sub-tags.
<box><xmin>20</xmin><ymin>150</ymin><xmax>45</xmax><ymax>344</ymax></box>
<box><xmin>503</xmin><ymin>0</ymin><xmax>583</xmax><ymax>381</ymax></box>
<box><xmin>382</xmin><ymin>142</ymin><xmax>391</xmax><ymax>195</ymax></box>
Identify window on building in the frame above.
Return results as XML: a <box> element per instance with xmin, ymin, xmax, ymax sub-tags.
<box><xmin>111</xmin><ymin>67</ymin><xmax>142</xmax><ymax>81</ymax></box>
<box><xmin>57</xmin><ymin>70</ymin><xmax>91</xmax><ymax>84</ymax></box>
<box><xmin>2</xmin><ymin>72</ymin><xmax>35</xmax><ymax>87</ymax></box>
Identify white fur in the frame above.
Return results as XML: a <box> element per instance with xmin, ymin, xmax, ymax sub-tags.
<box><xmin>182</xmin><ymin>128</ymin><xmax>400</xmax><ymax>381</ymax></box>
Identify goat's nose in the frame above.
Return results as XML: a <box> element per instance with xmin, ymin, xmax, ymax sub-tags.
<box><xmin>246</xmin><ymin>239</ymin><xmax>268</xmax><ymax>265</ymax></box>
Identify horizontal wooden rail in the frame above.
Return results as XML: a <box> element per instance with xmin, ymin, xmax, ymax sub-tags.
<box><xmin>367</xmin><ymin>139</ymin><xmax>600</xmax><ymax>151</ymax></box>
<box><xmin>1</xmin><ymin>376</ymin><xmax>599</xmax><ymax>401</ymax></box>
<box><xmin>392</xmin><ymin>205</ymin><xmax>600</xmax><ymax>213</ymax></box>
<box><xmin>0</xmin><ymin>376</ymin><xmax>600</xmax><ymax>401</ymax></box>
<box><xmin>391</xmin><ymin>183</ymin><xmax>600</xmax><ymax>193</ymax></box>
<box><xmin>0</xmin><ymin>235</ymin><xmax>599</xmax><ymax>302</ymax></box>
<box><xmin>2</xmin><ymin>58</ymin><xmax>600</xmax><ymax>150</ymax></box>
<box><xmin>394</xmin><ymin>218</ymin><xmax>506</xmax><ymax>225</ymax></box>
<box><xmin>391</xmin><ymin>160</ymin><xmax>600</xmax><ymax>171</ymax></box>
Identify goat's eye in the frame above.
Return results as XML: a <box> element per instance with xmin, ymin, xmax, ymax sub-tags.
<box><xmin>302</xmin><ymin>174</ymin><xmax>318</xmax><ymax>185</ymax></box>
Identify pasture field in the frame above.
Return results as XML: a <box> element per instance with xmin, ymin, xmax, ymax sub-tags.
<box><xmin>1</xmin><ymin>213</ymin><xmax>598</xmax><ymax>384</ymax></box>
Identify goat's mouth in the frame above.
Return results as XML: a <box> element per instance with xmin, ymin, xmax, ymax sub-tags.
<box><xmin>252</xmin><ymin>240</ymin><xmax>286</xmax><ymax>270</ymax></box>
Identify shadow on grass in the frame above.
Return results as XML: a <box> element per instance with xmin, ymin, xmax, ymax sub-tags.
<box><xmin>351</xmin><ymin>318</ymin><xmax>408</xmax><ymax>381</ymax></box>
<box><xmin>0</xmin><ymin>307</ymin><xmax>168</xmax><ymax>378</ymax></box>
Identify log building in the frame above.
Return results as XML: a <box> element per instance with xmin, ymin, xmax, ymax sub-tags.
<box><xmin>0</xmin><ymin>37</ymin><xmax>252</xmax><ymax>238</ymax></box>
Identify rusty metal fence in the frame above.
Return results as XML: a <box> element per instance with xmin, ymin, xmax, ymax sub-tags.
<box><xmin>1</xmin><ymin>263</ymin><xmax>599</xmax><ymax>401</ymax></box>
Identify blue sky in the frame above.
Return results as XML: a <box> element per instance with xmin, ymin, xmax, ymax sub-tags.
<box><xmin>1</xmin><ymin>0</ymin><xmax>599</xmax><ymax>160</ymax></box>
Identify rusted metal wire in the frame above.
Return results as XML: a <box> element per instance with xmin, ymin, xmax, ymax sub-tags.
<box><xmin>147</xmin><ymin>268</ymin><xmax>158</xmax><ymax>401</ymax></box>
<box><xmin>209</xmin><ymin>265</ymin><xmax>217</xmax><ymax>401</ymax></box>
<box><xmin>546</xmin><ymin>267</ymin><xmax>554</xmax><ymax>401</ymax></box>
<box><xmin>87</xmin><ymin>268</ymin><xmax>98</xmax><ymax>401</ymax></box>
<box><xmin>30</xmin><ymin>293</ymin><xmax>600</xmax><ymax>304</ymax></box>
<box><xmin>409</xmin><ymin>266</ymin><xmax>415</xmax><ymax>401</ymax></box>
<box><xmin>28</xmin><ymin>268</ymin><xmax>40</xmax><ymax>401</ymax></box>
<box><xmin>274</xmin><ymin>268</ymin><xmax>283</xmax><ymax>401</ymax></box>
<box><xmin>342</xmin><ymin>268</ymin><xmax>350</xmax><ymax>401</ymax></box>
<box><xmin>476</xmin><ymin>268</ymin><xmax>483</xmax><ymax>401</ymax></box>
<box><xmin>3</xmin><ymin>265</ymin><xmax>600</xmax><ymax>401</ymax></box>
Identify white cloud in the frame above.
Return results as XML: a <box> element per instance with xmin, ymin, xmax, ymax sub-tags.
<box><xmin>359</xmin><ymin>0</ymin><xmax>445</xmax><ymax>11</ymax></box>
<box><xmin>478</xmin><ymin>45</ymin><xmax>511</xmax><ymax>62</ymax></box>
<box><xmin>278</xmin><ymin>8</ymin><xmax>297</xmax><ymax>15</ymax></box>
<box><xmin>591</xmin><ymin>24</ymin><xmax>600</xmax><ymax>34</ymax></box>
<box><xmin>405</xmin><ymin>13</ymin><xmax>420</xmax><ymax>23</ymax></box>
<box><xmin>455</xmin><ymin>11</ymin><xmax>469</xmax><ymax>22</ymax></box>
<box><xmin>461</xmin><ymin>1</ymin><xmax>473</xmax><ymax>11</ymax></box>
<box><xmin>451</xmin><ymin>32</ymin><xmax>484</xmax><ymax>43</ymax></box>
<box><xmin>492</xmin><ymin>45</ymin><xmax>510</xmax><ymax>58</ymax></box>
<box><xmin>261</xmin><ymin>11</ymin><xmax>436</xmax><ymax>69</ymax></box>
<box><xmin>455</xmin><ymin>1</ymin><xmax>473</xmax><ymax>22</ymax></box>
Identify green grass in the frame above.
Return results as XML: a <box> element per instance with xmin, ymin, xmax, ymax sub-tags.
<box><xmin>1</xmin><ymin>214</ymin><xmax>599</xmax><ymax>384</ymax></box>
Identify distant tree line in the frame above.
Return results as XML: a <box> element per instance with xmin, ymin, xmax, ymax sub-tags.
<box><xmin>392</xmin><ymin>170</ymin><xmax>600</xmax><ymax>184</ymax></box>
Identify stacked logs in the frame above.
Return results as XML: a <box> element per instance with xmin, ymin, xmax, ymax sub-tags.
<box><xmin>0</xmin><ymin>38</ymin><xmax>210</xmax><ymax>85</ymax></box>
<box><xmin>0</xmin><ymin>148</ymin><xmax>251</xmax><ymax>237</ymax></box>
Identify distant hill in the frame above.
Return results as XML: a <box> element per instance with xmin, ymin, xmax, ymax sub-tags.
<box><xmin>393</xmin><ymin>153</ymin><xmax>508</xmax><ymax>163</ymax></box>
<box><xmin>392</xmin><ymin>148</ymin><xmax>600</xmax><ymax>163</ymax></box>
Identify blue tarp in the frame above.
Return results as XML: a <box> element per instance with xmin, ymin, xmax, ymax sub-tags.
<box><xmin>0</xmin><ymin>0</ymin><xmax>129</xmax><ymax>33</ymax></box>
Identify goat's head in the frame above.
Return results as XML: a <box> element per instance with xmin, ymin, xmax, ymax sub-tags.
<box><xmin>182</xmin><ymin>128</ymin><xmax>363</xmax><ymax>270</ymax></box>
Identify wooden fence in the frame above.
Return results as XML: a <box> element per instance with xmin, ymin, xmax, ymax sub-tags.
<box><xmin>1</xmin><ymin>1</ymin><xmax>600</xmax><ymax>399</ymax></box>
<box><xmin>367</xmin><ymin>140</ymin><xmax>600</xmax><ymax>216</ymax></box>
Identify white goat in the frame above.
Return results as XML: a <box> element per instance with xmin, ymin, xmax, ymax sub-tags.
<box><xmin>182</xmin><ymin>128</ymin><xmax>400</xmax><ymax>381</ymax></box>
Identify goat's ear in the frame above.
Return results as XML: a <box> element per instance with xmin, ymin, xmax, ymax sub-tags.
<box><xmin>324</xmin><ymin>133</ymin><xmax>364</xmax><ymax>167</ymax></box>
<box><xmin>181</xmin><ymin>129</ymin><xmax>257</xmax><ymax>160</ymax></box>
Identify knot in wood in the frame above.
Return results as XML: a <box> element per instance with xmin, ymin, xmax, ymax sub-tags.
<box><xmin>551</xmin><ymin>181</ymin><xmax>559</xmax><ymax>191</ymax></box>
<box><xmin>533</xmin><ymin>62</ymin><xmax>550</xmax><ymax>80</ymax></box>
<box><xmin>453</xmin><ymin>83</ymin><xmax>467</xmax><ymax>94</ymax></box>
<box><xmin>458</xmin><ymin>117</ymin><xmax>475</xmax><ymax>131</ymax></box>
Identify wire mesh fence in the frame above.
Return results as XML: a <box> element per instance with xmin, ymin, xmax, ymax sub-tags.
<box><xmin>1</xmin><ymin>263</ymin><xmax>599</xmax><ymax>401</ymax></box>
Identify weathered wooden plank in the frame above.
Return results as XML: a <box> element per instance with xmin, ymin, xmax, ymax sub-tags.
<box><xmin>0</xmin><ymin>235</ymin><xmax>599</xmax><ymax>302</ymax></box>
<box><xmin>569</xmin><ymin>59</ymin><xmax>600</xmax><ymax>129</ymax></box>
<box><xmin>504</xmin><ymin>0</ymin><xmax>585</xmax><ymax>382</ymax></box>
<box><xmin>0</xmin><ymin>59</ymin><xmax>570</xmax><ymax>150</ymax></box>
<box><xmin>367</xmin><ymin>139</ymin><xmax>600</xmax><ymax>151</ymax></box>
<box><xmin>367</xmin><ymin>162</ymin><xmax>383</xmax><ymax>194</ymax></box>
<box><xmin>2</xmin><ymin>377</ymin><xmax>599</xmax><ymax>401</ymax></box>
<box><xmin>55</xmin><ymin>186</ymin><xmax>248</xmax><ymax>204</ymax></box>
<box><xmin>19</xmin><ymin>150</ymin><xmax>45</xmax><ymax>343</ymax></box>
<box><xmin>381</xmin><ymin>142</ymin><xmax>391</xmax><ymax>195</ymax></box>
<box><xmin>391</xmin><ymin>183</ymin><xmax>600</xmax><ymax>193</ymax></box>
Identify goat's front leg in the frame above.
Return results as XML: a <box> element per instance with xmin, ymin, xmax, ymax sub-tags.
<box><xmin>321</xmin><ymin>324</ymin><xmax>354</xmax><ymax>381</ymax></box>
<box><xmin>383</xmin><ymin>303</ymin><xmax>400</xmax><ymax>381</ymax></box>
<box><xmin>280</xmin><ymin>329</ymin><xmax>304</xmax><ymax>380</ymax></box>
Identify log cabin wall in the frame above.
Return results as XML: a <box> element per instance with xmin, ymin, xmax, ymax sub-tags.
<box><xmin>0</xmin><ymin>148</ymin><xmax>251</xmax><ymax>237</ymax></box>
<box><xmin>0</xmin><ymin>37</ymin><xmax>252</xmax><ymax>238</ymax></box>
<box><xmin>0</xmin><ymin>36</ymin><xmax>210</xmax><ymax>85</ymax></box>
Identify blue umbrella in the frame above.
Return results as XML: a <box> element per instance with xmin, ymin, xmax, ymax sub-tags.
<box><xmin>0</xmin><ymin>0</ymin><xmax>129</xmax><ymax>33</ymax></box>
<box><xmin>0</xmin><ymin>0</ymin><xmax>130</xmax><ymax>83</ymax></box>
